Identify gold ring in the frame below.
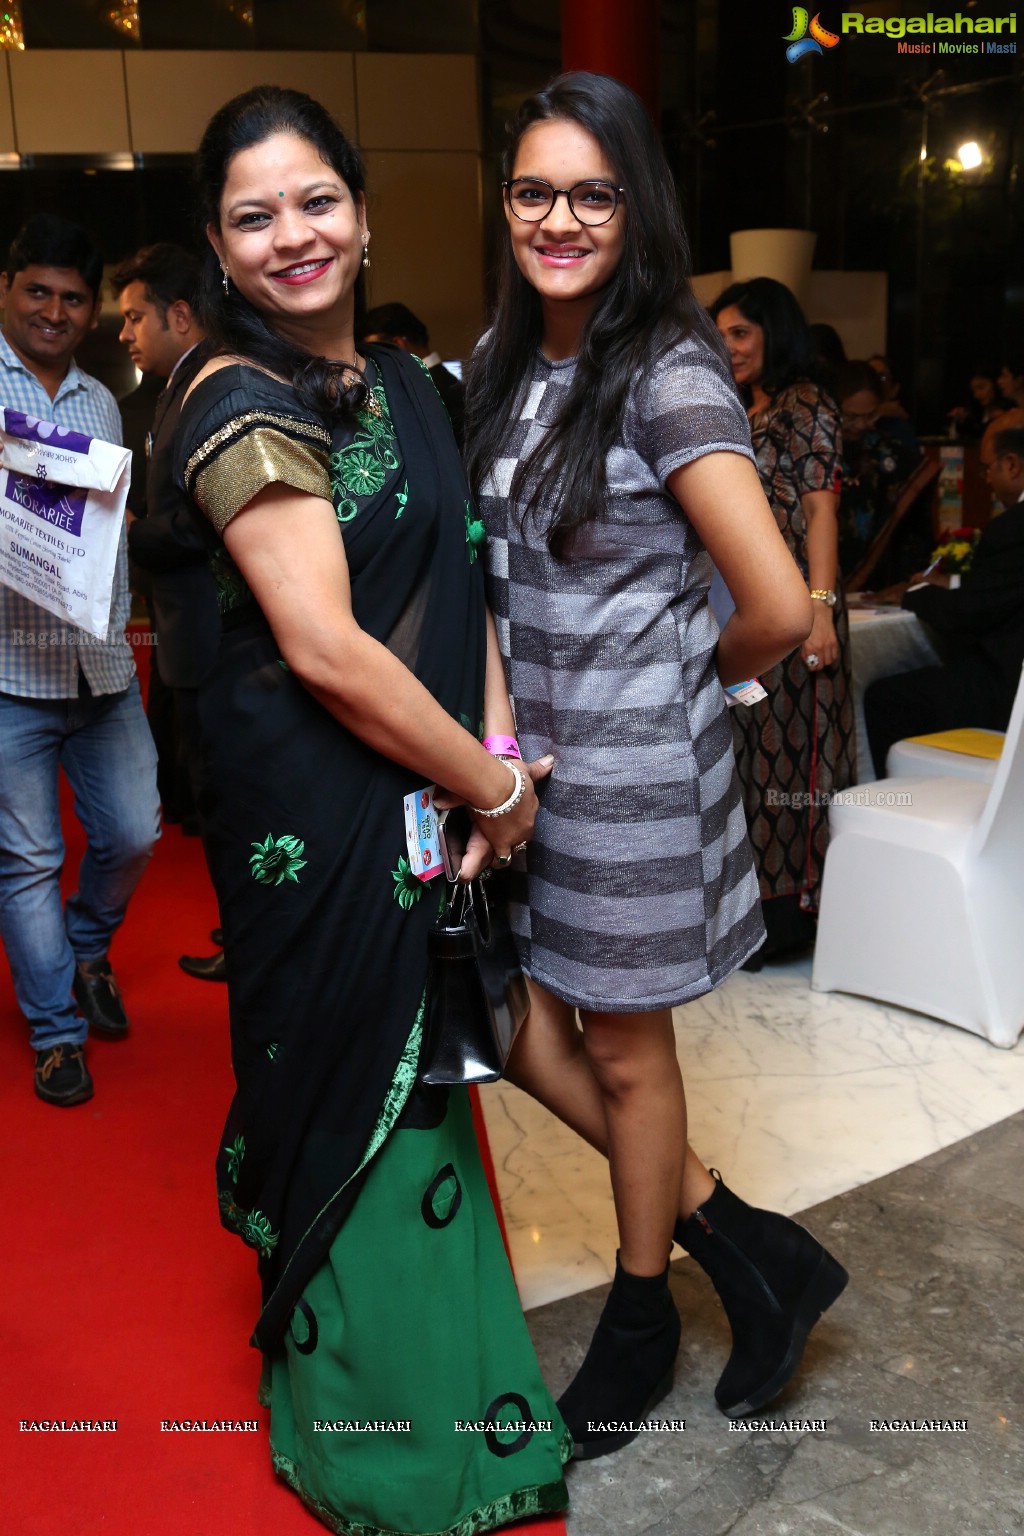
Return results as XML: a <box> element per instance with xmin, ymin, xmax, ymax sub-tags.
<box><xmin>495</xmin><ymin>852</ymin><xmax>512</xmax><ymax>867</ymax></box>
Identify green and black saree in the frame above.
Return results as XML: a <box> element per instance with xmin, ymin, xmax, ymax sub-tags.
<box><xmin>175</xmin><ymin>345</ymin><xmax>569</xmax><ymax>1535</ymax></box>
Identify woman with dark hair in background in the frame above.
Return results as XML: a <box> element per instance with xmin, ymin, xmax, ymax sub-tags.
<box><xmin>809</xmin><ymin>321</ymin><xmax>846</xmax><ymax>397</ymax></box>
<box><xmin>175</xmin><ymin>84</ymin><xmax>570</xmax><ymax>1533</ymax></box>
<box><xmin>711</xmin><ymin>277</ymin><xmax>854</xmax><ymax>961</ymax></box>
<box><xmin>947</xmin><ymin>367</ymin><xmax>1013</xmax><ymax>440</ymax></box>
<box><xmin>466</xmin><ymin>72</ymin><xmax>846</xmax><ymax>1460</ymax></box>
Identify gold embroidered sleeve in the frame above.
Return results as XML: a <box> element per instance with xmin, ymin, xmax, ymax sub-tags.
<box><xmin>192</xmin><ymin>428</ymin><xmax>332</xmax><ymax>533</ymax></box>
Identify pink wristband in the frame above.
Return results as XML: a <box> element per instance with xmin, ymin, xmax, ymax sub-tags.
<box><xmin>483</xmin><ymin>734</ymin><xmax>521</xmax><ymax>761</ymax></box>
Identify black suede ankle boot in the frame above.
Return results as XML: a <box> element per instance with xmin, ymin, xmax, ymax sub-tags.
<box><xmin>675</xmin><ymin>1173</ymin><xmax>847</xmax><ymax>1418</ymax></box>
<box><xmin>556</xmin><ymin>1254</ymin><xmax>681</xmax><ymax>1460</ymax></box>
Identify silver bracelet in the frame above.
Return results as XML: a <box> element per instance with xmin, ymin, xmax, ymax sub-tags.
<box><xmin>473</xmin><ymin>760</ymin><xmax>526</xmax><ymax>818</ymax></box>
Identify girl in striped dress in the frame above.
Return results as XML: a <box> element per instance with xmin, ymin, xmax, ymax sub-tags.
<box><xmin>465</xmin><ymin>72</ymin><xmax>848</xmax><ymax>1458</ymax></box>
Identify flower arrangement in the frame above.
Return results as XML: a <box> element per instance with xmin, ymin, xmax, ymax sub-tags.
<box><xmin>929</xmin><ymin>526</ymin><xmax>981</xmax><ymax>574</ymax></box>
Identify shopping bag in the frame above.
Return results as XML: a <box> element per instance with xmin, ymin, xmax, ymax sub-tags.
<box><xmin>0</xmin><ymin>408</ymin><xmax>131</xmax><ymax>638</ymax></box>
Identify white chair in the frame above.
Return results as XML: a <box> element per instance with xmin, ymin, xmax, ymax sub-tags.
<box><xmin>887</xmin><ymin>728</ymin><xmax>1001</xmax><ymax>786</ymax></box>
<box><xmin>812</xmin><ymin>663</ymin><xmax>1024</xmax><ymax>1047</ymax></box>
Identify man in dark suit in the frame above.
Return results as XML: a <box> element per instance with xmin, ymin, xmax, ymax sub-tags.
<box><xmin>119</xmin><ymin>368</ymin><xmax>181</xmax><ymax>815</ymax></box>
<box><xmin>113</xmin><ymin>244</ymin><xmax>225</xmax><ymax>980</ymax></box>
<box><xmin>361</xmin><ymin>302</ymin><xmax>465</xmax><ymax>447</ymax></box>
<box><xmin>865</xmin><ymin>410</ymin><xmax>1024</xmax><ymax>777</ymax></box>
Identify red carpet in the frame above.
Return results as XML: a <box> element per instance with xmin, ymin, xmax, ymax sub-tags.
<box><xmin>0</xmin><ymin>679</ymin><xmax>567</xmax><ymax>1535</ymax></box>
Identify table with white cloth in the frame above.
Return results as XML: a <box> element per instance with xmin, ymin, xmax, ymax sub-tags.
<box><xmin>847</xmin><ymin>608</ymin><xmax>942</xmax><ymax>782</ymax></box>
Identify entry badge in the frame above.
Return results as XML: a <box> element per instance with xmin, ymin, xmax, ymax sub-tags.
<box><xmin>403</xmin><ymin>786</ymin><xmax>445</xmax><ymax>882</ymax></box>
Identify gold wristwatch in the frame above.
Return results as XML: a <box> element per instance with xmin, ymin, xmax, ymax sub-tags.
<box><xmin>810</xmin><ymin>588</ymin><xmax>837</xmax><ymax>607</ymax></box>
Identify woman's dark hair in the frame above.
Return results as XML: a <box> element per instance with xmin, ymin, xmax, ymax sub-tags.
<box><xmin>808</xmin><ymin>321</ymin><xmax>847</xmax><ymax>393</ymax></box>
<box><xmin>809</xmin><ymin>322</ymin><xmax>846</xmax><ymax>367</ymax></box>
<box><xmin>836</xmin><ymin>360</ymin><xmax>885</xmax><ymax>404</ymax></box>
<box><xmin>708</xmin><ymin>277</ymin><xmax>819</xmax><ymax>399</ymax></box>
<box><xmin>464</xmin><ymin>70</ymin><xmax>725</xmax><ymax>556</ymax></box>
<box><xmin>195</xmin><ymin>84</ymin><xmax>368</xmax><ymax>421</ymax></box>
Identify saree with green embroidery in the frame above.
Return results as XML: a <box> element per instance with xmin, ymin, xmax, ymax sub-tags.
<box><xmin>175</xmin><ymin>344</ymin><xmax>570</xmax><ymax>1535</ymax></box>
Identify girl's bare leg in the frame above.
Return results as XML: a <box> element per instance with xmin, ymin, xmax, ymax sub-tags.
<box><xmin>504</xmin><ymin>977</ymin><xmax>715</xmax><ymax>1226</ymax></box>
<box><xmin>506</xmin><ymin>984</ymin><xmax>848</xmax><ymax>1429</ymax></box>
<box><xmin>575</xmin><ymin>1005</ymin><xmax>683</xmax><ymax>1274</ymax></box>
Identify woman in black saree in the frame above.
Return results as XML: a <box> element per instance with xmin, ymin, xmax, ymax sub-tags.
<box><xmin>175</xmin><ymin>86</ymin><xmax>570</xmax><ymax>1534</ymax></box>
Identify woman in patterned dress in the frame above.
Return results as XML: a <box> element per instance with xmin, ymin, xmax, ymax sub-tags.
<box><xmin>174</xmin><ymin>86</ymin><xmax>573</xmax><ymax>1535</ymax></box>
<box><xmin>711</xmin><ymin>279</ymin><xmax>855</xmax><ymax>962</ymax></box>
<box><xmin>465</xmin><ymin>73</ymin><xmax>847</xmax><ymax>1457</ymax></box>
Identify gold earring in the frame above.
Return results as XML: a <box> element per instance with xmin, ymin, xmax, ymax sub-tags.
<box><xmin>361</xmin><ymin>234</ymin><xmax>371</xmax><ymax>270</ymax></box>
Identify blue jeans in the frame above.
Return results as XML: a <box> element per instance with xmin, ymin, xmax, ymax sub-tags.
<box><xmin>0</xmin><ymin>680</ymin><xmax>160</xmax><ymax>1051</ymax></box>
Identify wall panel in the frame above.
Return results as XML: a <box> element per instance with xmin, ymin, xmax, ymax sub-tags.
<box><xmin>362</xmin><ymin>149</ymin><xmax>483</xmax><ymax>359</ymax></box>
<box><xmin>355</xmin><ymin>54</ymin><xmax>479</xmax><ymax>151</ymax></box>
<box><xmin>805</xmin><ymin>271</ymin><xmax>888</xmax><ymax>362</ymax></box>
<box><xmin>125</xmin><ymin>52</ymin><xmax>358</xmax><ymax>154</ymax></box>
<box><xmin>9</xmin><ymin>51</ymin><xmax>130</xmax><ymax>154</ymax></box>
<box><xmin>0</xmin><ymin>57</ymin><xmax>16</xmax><ymax>156</ymax></box>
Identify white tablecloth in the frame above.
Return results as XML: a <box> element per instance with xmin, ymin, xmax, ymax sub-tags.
<box><xmin>848</xmin><ymin>609</ymin><xmax>941</xmax><ymax>782</ymax></box>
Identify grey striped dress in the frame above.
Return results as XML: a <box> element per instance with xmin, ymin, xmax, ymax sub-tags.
<box><xmin>478</xmin><ymin>338</ymin><xmax>765</xmax><ymax>1012</ymax></box>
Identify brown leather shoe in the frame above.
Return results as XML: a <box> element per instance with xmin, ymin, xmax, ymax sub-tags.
<box><xmin>178</xmin><ymin>950</ymin><xmax>227</xmax><ymax>982</ymax></box>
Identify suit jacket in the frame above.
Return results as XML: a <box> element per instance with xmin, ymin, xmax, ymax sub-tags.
<box><xmin>128</xmin><ymin>344</ymin><xmax>220</xmax><ymax>689</ymax></box>
<box><xmin>901</xmin><ymin>499</ymin><xmax>1024</xmax><ymax>721</ymax></box>
<box><xmin>428</xmin><ymin>361</ymin><xmax>465</xmax><ymax>449</ymax></box>
<box><xmin>119</xmin><ymin>372</ymin><xmax>164</xmax><ymax>520</ymax></box>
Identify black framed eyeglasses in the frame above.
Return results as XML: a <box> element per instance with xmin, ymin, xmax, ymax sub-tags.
<box><xmin>502</xmin><ymin>177</ymin><xmax>625</xmax><ymax>227</ymax></box>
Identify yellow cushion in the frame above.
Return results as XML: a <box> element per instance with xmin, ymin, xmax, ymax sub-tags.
<box><xmin>904</xmin><ymin>728</ymin><xmax>1004</xmax><ymax>760</ymax></box>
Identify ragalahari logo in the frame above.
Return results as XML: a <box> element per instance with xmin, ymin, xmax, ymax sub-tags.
<box><xmin>784</xmin><ymin>8</ymin><xmax>841</xmax><ymax>62</ymax></box>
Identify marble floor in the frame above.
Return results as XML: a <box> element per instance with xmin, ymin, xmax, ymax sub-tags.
<box><xmin>478</xmin><ymin>952</ymin><xmax>1024</xmax><ymax>1310</ymax></box>
<box><xmin>525</xmin><ymin>1111</ymin><xmax>1024</xmax><ymax>1536</ymax></box>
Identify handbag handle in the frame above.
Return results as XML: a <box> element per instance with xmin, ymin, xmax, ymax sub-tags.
<box><xmin>442</xmin><ymin>876</ymin><xmax>492</xmax><ymax>946</ymax></box>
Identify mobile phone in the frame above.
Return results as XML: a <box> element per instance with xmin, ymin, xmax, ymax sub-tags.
<box><xmin>438</xmin><ymin>808</ymin><xmax>472</xmax><ymax>880</ymax></box>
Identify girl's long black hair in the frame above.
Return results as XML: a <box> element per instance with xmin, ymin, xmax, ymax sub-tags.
<box><xmin>195</xmin><ymin>84</ymin><xmax>369</xmax><ymax>422</ymax></box>
<box><xmin>464</xmin><ymin>71</ymin><xmax>725</xmax><ymax>557</ymax></box>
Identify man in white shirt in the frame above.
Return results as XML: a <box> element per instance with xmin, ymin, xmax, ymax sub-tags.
<box><xmin>0</xmin><ymin>214</ymin><xmax>160</xmax><ymax>1106</ymax></box>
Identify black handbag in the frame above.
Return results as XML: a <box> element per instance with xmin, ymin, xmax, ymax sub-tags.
<box><xmin>418</xmin><ymin>875</ymin><xmax>529</xmax><ymax>1085</ymax></box>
